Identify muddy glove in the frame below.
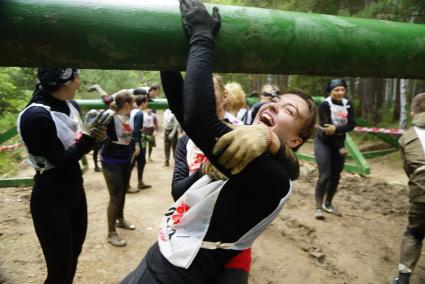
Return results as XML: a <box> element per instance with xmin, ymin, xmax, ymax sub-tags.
<box><xmin>179</xmin><ymin>0</ymin><xmax>221</xmax><ymax>37</ymax></box>
<box><xmin>85</xmin><ymin>109</ymin><xmax>113</xmax><ymax>141</ymax></box>
<box><xmin>203</xmin><ymin>160</ymin><xmax>228</xmax><ymax>181</ymax></box>
<box><xmin>321</xmin><ymin>124</ymin><xmax>336</xmax><ymax>135</ymax></box>
<box><xmin>213</xmin><ymin>125</ymin><xmax>272</xmax><ymax>175</ymax></box>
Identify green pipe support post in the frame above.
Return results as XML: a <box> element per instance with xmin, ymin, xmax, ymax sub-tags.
<box><xmin>0</xmin><ymin>127</ymin><xmax>17</xmax><ymax>145</ymax></box>
<box><xmin>355</xmin><ymin>117</ymin><xmax>400</xmax><ymax>148</ymax></box>
<box><xmin>295</xmin><ymin>133</ymin><xmax>371</xmax><ymax>176</ymax></box>
<box><xmin>1</xmin><ymin>0</ymin><xmax>425</xmax><ymax>78</ymax></box>
<box><xmin>0</xmin><ymin>177</ymin><xmax>33</xmax><ymax>188</ymax></box>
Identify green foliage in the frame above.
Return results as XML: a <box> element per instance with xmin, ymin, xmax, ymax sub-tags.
<box><xmin>0</xmin><ymin>68</ymin><xmax>35</xmax><ymax>130</ymax></box>
<box><xmin>77</xmin><ymin>70</ymin><xmax>161</xmax><ymax>99</ymax></box>
<box><xmin>0</xmin><ymin>67</ymin><xmax>35</xmax><ymax>176</ymax></box>
<box><xmin>288</xmin><ymin>76</ymin><xmax>334</xmax><ymax>97</ymax></box>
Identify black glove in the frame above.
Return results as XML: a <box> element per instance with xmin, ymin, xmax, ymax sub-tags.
<box><xmin>179</xmin><ymin>0</ymin><xmax>221</xmax><ymax>37</ymax></box>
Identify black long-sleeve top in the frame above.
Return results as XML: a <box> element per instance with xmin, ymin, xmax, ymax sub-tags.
<box><xmin>171</xmin><ymin>133</ymin><xmax>298</xmax><ymax>203</ymax></box>
<box><xmin>132</xmin><ymin>110</ymin><xmax>144</xmax><ymax>144</ymax></box>
<box><xmin>171</xmin><ymin>135</ymin><xmax>204</xmax><ymax>201</ymax></box>
<box><xmin>315</xmin><ymin>99</ymin><xmax>356</xmax><ymax>146</ymax></box>
<box><xmin>150</xmin><ymin>33</ymin><xmax>291</xmax><ymax>283</ymax></box>
<box><xmin>101</xmin><ymin>116</ymin><xmax>132</xmax><ymax>163</ymax></box>
<box><xmin>19</xmin><ymin>95</ymin><xmax>95</xmax><ymax>188</ymax></box>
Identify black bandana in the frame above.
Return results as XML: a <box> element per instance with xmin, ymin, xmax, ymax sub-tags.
<box><xmin>37</xmin><ymin>68</ymin><xmax>80</xmax><ymax>87</ymax></box>
<box><xmin>27</xmin><ymin>68</ymin><xmax>80</xmax><ymax>106</ymax></box>
<box><xmin>325</xmin><ymin>79</ymin><xmax>347</xmax><ymax>93</ymax></box>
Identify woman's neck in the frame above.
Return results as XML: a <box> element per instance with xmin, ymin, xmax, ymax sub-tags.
<box><xmin>116</xmin><ymin>109</ymin><xmax>128</xmax><ymax>115</ymax></box>
<box><xmin>52</xmin><ymin>88</ymin><xmax>72</xmax><ymax>101</ymax></box>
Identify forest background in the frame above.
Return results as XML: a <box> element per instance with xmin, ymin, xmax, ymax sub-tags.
<box><xmin>1</xmin><ymin>0</ymin><xmax>425</xmax><ymax>175</ymax></box>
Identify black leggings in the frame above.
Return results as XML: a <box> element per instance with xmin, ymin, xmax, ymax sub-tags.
<box><xmin>30</xmin><ymin>183</ymin><xmax>87</xmax><ymax>284</ymax></box>
<box><xmin>93</xmin><ymin>142</ymin><xmax>102</xmax><ymax>169</ymax></box>
<box><xmin>102</xmin><ymin>161</ymin><xmax>131</xmax><ymax>232</ymax></box>
<box><xmin>314</xmin><ymin>138</ymin><xmax>346</xmax><ymax>209</ymax></box>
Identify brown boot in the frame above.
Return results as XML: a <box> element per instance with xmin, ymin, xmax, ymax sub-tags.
<box><xmin>116</xmin><ymin>219</ymin><xmax>136</xmax><ymax>230</ymax></box>
<box><xmin>127</xmin><ymin>186</ymin><xmax>140</xmax><ymax>193</ymax></box>
<box><xmin>107</xmin><ymin>232</ymin><xmax>127</xmax><ymax>247</ymax></box>
<box><xmin>138</xmin><ymin>181</ymin><xmax>152</xmax><ymax>190</ymax></box>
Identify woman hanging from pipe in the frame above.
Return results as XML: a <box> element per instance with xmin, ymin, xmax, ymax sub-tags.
<box><xmin>121</xmin><ymin>0</ymin><xmax>317</xmax><ymax>282</ymax></box>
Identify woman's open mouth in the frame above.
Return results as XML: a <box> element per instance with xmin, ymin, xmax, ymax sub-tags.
<box><xmin>260</xmin><ymin>112</ymin><xmax>274</xmax><ymax>127</ymax></box>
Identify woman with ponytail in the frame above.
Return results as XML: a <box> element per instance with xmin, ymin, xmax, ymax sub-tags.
<box><xmin>100</xmin><ymin>89</ymin><xmax>137</xmax><ymax>247</ymax></box>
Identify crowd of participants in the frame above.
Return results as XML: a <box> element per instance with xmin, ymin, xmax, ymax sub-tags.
<box><xmin>15</xmin><ymin>1</ymin><xmax>425</xmax><ymax>283</ymax></box>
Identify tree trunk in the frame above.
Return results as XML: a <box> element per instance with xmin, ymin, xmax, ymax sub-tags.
<box><xmin>393</xmin><ymin>79</ymin><xmax>401</xmax><ymax>122</ymax></box>
<box><xmin>358</xmin><ymin>77</ymin><xmax>383</xmax><ymax>123</ymax></box>
<box><xmin>399</xmin><ymin>79</ymin><xmax>408</xmax><ymax>129</ymax></box>
<box><xmin>384</xmin><ymin>79</ymin><xmax>393</xmax><ymax>108</ymax></box>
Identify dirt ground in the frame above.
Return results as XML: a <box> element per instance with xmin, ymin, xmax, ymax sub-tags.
<box><xmin>1</xmin><ymin>122</ymin><xmax>424</xmax><ymax>284</ymax></box>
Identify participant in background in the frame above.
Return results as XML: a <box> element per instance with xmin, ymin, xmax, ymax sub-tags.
<box><xmin>224</xmin><ymin>82</ymin><xmax>248</xmax><ymax>125</ymax></box>
<box><xmin>85</xmin><ymin>110</ymin><xmax>104</xmax><ymax>172</ymax></box>
<box><xmin>147</xmin><ymin>83</ymin><xmax>161</xmax><ymax>102</ymax></box>
<box><xmin>87</xmin><ymin>84</ymin><xmax>115</xmax><ymax>173</ymax></box>
<box><xmin>392</xmin><ymin>93</ymin><xmax>425</xmax><ymax>284</ymax></box>
<box><xmin>142</xmin><ymin>107</ymin><xmax>158</xmax><ymax>162</ymax></box>
<box><xmin>122</xmin><ymin>1</ymin><xmax>316</xmax><ymax>282</ymax></box>
<box><xmin>250</xmin><ymin>84</ymin><xmax>281</xmax><ymax>122</ymax></box>
<box><xmin>101</xmin><ymin>90</ymin><xmax>136</xmax><ymax>247</ymax></box>
<box><xmin>163</xmin><ymin>108</ymin><xmax>180</xmax><ymax>167</ymax></box>
<box><xmin>129</xmin><ymin>88</ymin><xmax>148</xmax><ymax>130</ymax></box>
<box><xmin>314</xmin><ymin>79</ymin><xmax>356</xmax><ymax>220</ymax></box>
<box><xmin>129</xmin><ymin>95</ymin><xmax>152</xmax><ymax>192</ymax></box>
<box><xmin>17</xmin><ymin>68</ymin><xmax>111</xmax><ymax>283</ymax></box>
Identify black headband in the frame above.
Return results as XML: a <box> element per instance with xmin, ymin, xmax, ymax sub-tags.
<box><xmin>37</xmin><ymin>68</ymin><xmax>80</xmax><ymax>87</ymax></box>
<box><xmin>325</xmin><ymin>79</ymin><xmax>347</xmax><ymax>93</ymax></box>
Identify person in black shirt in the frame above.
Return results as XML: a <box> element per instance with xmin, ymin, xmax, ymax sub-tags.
<box><xmin>130</xmin><ymin>95</ymin><xmax>152</xmax><ymax>191</ymax></box>
<box><xmin>122</xmin><ymin>1</ymin><xmax>316</xmax><ymax>283</ymax></box>
<box><xmin>18</xmin><ymin>68</ymin><xmax>110</xmax><ymax>284</ymax></box>
<box><xmin>314</xmin><ymin>79</ymin><xmax>356</xmax><ymax>220</ymax></box>
<box><xmin>101</xmin><ymin>90</ymin><xmax>137</xmax><ymax>247</ymax></box>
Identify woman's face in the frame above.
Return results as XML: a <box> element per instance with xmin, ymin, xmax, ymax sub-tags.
<box><xmin>253</xmin><ymin>94</ymin><xmax>310</xmax><ymax>149</ymax></box>
<box><xmin>330</xmin><ymin>86</ymin><xmax>346</xmax><ymax>101</ymax></box>
<box><xmin>62</xmin><ymin>75</ymin><xmax>81</xmax><ymax>100</ymax></box>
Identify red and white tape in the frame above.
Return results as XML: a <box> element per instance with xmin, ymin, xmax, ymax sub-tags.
<box><xmin>0</xmin><ymin>143</ymin><xmax>21</xmax><ymax>152</ymax></box>
<box><xmin>354</xmin><ymin>127</ymin><xmax>405</xmax><ymax>135</ymax></box>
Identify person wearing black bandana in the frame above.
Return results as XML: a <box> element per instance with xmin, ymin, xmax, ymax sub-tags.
<box><xmin>17</xmin><ymin>68</ymin><xmax>111</xmax><ymax>284</ymax></box>
<box><xmin>314</xmin><ymin>79</ymin><xmax>356</xmax><ymax>220</ymax></box>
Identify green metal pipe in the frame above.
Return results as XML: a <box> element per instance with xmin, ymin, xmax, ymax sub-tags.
<box><xmin>1</xmin><ymin>0</ymin><xmax>425</xmax><ymax>78</ymax></box>
<box><xmin>75</xmin><ymin>98</ymin><xmax>170</xmax><ymax>110</ymax></box>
